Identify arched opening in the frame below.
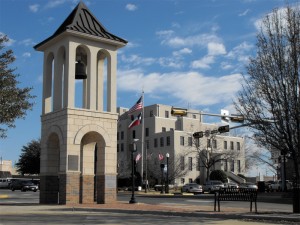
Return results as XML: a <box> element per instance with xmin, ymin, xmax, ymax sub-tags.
<box><xmin>79</xmin><ymin>131</ymin><xmax>104</xmax><ymax>204</ymax></box>
<box><xmin>40</xmin><ymin>132</ymin><xmax>60</xmax><ymax>204</ymax></box>
<box><xmin>97</xmin><ymin>50</ymin><xmax>110</xmax><ymax>112</ymax></box>
<box><xmin>75</xmin><ymin>45</ymin><xmax>89</xmax><ymax>109</ymax></box>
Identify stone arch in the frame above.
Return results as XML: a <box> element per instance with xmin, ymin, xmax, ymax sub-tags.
<box><xmin>74</xmin><ymin>124</ymin><xmax>111</xmax><ymax>147</ymax></box>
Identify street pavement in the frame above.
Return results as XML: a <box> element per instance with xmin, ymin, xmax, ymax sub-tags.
<box><xmin>0</xmin><ymin>191</ymin><xmax>299</xmax><ymax>225</ymax></box>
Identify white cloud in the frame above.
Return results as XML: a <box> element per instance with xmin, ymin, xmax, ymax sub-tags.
<box><xmin>207</xmin><ymin>42</ymin><xmax>226</xmax><ymax>56</ymax></box>
<box><xmin>45</xmin><ymin>0</ymin><xmax>66</xmax><ymax>9</ymax></box>
<box><xmin>126</xmin><ymin>4</ymin><xmax>138</xmax><ymax>11</ymax></box>
<box><xmin>190</xmin><ymin>55</ymin><xmax>215</xmax><ymax>69</ymax></box>
<box><xmin>172</xmin><ymin>48</ymin><xmax>192</xmax><ymax>57</ymax></box>
<box><xmin>29</xmin><ymin>4</ymin><xmax>39</xmax><ymax>12</ymax></box>
<box><xmin>19</xmin><ymin>38</ymin><xmax>35</xmax><ymax>46</ymax></box>
<box><xmin>160</xmin><ymin>33</ymin><xmax>221</xmax><ymax>48</ymax></box>
<box><xmin>226</xmin><ymin>41</ymin><xmax>253</xmax><ymax>62</ymax></box>
<box><xmin>239</xmin><ymin>9</ymin><xmax>250</xmax><ymax>16</ymax></box>
<box><xmin>22</xmin><ymin>52</ymin><xmax>31</xmax><ymax>58</ymax></box>
<box><xmin>121</xmin><ymin>54</ymin><xmax>155</xmax><ymax>66</ymax></box>
<box><xmin>118</xmin><ymin>69</ymin><xmax>243</xmax><ymax>106</ymax></box>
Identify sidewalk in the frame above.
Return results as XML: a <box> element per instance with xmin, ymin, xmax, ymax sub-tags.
<box><xmin>1</xmin><ymin>200</ymin><xmax>298</xmax><ymax>223</ymax></box>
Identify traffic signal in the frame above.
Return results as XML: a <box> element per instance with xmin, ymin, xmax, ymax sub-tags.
<box><xmin>218</xmin><ymin>125</ymin><xmax>230</xmax><ymax>133</ymax></box>
<box><xmin>193</xmin><ymin>131</ymin><xmax>204</xmax><ymax>139</ymax></box>
<box><xmin>171</xmin><ymin>107</ymin><xmax>187</xmax><ymax>116</ymax></box>
<box><xmin>230</xmin><ymin>114</ymin><xmax>244</xmax><ymax>123</ymax></box>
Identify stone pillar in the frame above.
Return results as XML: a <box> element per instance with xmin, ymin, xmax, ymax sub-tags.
<box><xmin>39</xmin><ymin>175</ymin><xmax>59</xmax><ymax>204</ymax></box>
<box><xmin>58</xmin><ymin>172</ymin><xmax>80</xmax><ymax>205</ymax></box>
<box><xmin>96</xmin><ymin>174</ymin><xmax>116</xmax><ymax>204</ymax></box>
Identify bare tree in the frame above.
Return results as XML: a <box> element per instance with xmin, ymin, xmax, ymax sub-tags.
<box><xmin>234</xmin><ymin>5</ymin><xmax>300</xmax><ymax>212</ymax></box>
<box><xmin>192</xmin><ymin>134</ymin><xmax>241</xmax><ymax>181</ymax></box>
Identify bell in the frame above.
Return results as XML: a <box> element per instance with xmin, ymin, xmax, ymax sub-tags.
<box><xmin>75</xmin><ymin>60</ymin><xmax>87</xmax><ymax>79</ymax></box>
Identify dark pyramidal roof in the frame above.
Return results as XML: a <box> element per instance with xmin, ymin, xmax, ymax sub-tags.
<box><xmin>35</xmin><ymin>2</ymin><xmax>127</xmax><ymax>49</ymax></box>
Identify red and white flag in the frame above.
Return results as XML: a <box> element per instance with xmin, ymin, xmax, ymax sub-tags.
<box><xmin>128</xmin><ymin>96</ymin><xmax>143</xmax><ymax>114</ymax></box>
<box><xmin>128</xmin><ymin>112</ymin><xmax>142</xmax><ymax>129</ymax></box>
<box><xmin>158</xmin><ymin>153</ymin><xmax>164</xmax><ymax>161</ymax></box>
<box><xmin>135</xmin><ymin>153</ymin><xmax>142</xmax><ymax>162</ymax></box>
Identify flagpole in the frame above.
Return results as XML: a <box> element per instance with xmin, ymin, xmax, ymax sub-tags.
<box><xmin>141</xmin><ymin>91</ymin><xmax>146</xmax><ymax>192</ymax></box>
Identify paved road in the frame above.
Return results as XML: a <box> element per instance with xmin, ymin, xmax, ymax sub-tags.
<box><xmin>0</xmin><ymin>189</ymin><xmax>298</xmax><ymax>225</ymax></box>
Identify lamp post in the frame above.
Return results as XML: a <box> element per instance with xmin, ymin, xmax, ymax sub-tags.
<box><xmin>160</xmin><ymin>163</ymin><xmax>165</xmax><ymax>194</ymax></box>
<box><xmin>165</xmin><ymin>153</ymin><xmax>169</xmax><ymax>193</ymax></box>
<box><xmin>129</xmin><ymin>139</ymin><xmax>139</xmax><ymax>204</ymax></box>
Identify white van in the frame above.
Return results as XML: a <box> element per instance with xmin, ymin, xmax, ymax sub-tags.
<box><xmin>0</xmin><ymin>178</ymin><xmax>12</xmax><ymax>188</ymax></box>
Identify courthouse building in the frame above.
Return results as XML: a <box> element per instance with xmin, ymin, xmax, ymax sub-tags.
<box><xmin>117</xmin><ymin>104</ymin><xmax>246</xmax><ymax>187</ymax></box>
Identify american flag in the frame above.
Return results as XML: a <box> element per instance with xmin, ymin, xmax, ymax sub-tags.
<box><xmin>128</xmin><ymin>96</ymin><xmax>143</xmax><ymax>114</ymax></box>
<box><xmin>158</xmin><ymin>153</ymin><xmax>164</xmax><ymax>161</ymax></box>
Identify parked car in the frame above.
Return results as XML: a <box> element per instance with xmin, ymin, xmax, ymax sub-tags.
<box><xmin>203</xmin><ymin>180</ymin><xmax>224</xmax><ymax>193</ymax></box>
<box><xmin>10</xmin><ymin>180</ymin><xmax>38</xmax><ymax>192</ymax></box>
<box><xmin>154</xmin><ymin>184</ymin><xmax>174</xmax><ymax>191</ymax></box>
<box><xmin>223</xmin><ymin>182</ymin><xmax>239</xmax><ymax>189</ymax></box>
<box><xmin>182</xmin><ymin>183</ymin><xmax>203</xmax><ymax>194</ymax></box>
<box><xmin>0</xmin><ymin>178</ymin><xmax>12</xmax><ymax>189</ymax></box>
<box><xmin>269</xmin><ymin>180</ymin><xmax>292</xmax><ymax>192</ymax></box>
<box><xmin>239</xmin><ymin>182</ymin><xmax>258</xmax><ymax>190</ymax></box>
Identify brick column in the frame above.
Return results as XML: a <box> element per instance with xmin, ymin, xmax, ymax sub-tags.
<box><xmin>80</xmin><ymin>175</ymin><xmax>95</xmax><ymax>204</ymax></box>
<box><xmin>59</xmin><ymin>172</ymin><xmax>80</xmax><ymax>204</ymax></box>
<box><xmin>96</xmin><ymin>174</ymin><xmax>116</xmax><ymax>204</ymax></box>
<box><xmin>39</xmin><ymin>175</ymin><xmax>59</xmax><ymax>204</ymax></box>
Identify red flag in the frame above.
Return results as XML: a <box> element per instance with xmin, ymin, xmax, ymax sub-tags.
<box><xmin>128</xmin><ymin>112</ymin><xmax>142</xmax><ymax>129</ymax></box>
<box><xmin>158</xmin><ymin>153</ymin><xmax>164</xmax><ymax>161</ymax></box>
<box><xmin>135</xmin><ymin>153</ymin><xmax>142</xmax><ymax>162</ymax></box>
<box><xmin>128</xmin><ymin>96</ymin><xmax>143</xmax><ymax>114</ymax></box>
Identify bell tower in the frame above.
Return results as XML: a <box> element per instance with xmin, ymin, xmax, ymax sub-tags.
<box><xmin>34</xmin><ymin>2</ymin><xmax>127</xmax><ymax>204</ymax></box>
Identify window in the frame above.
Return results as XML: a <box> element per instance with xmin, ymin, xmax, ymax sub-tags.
<box><xmin>160</xmin><ymin>137</ymin><xmax>164</xmax><ymax>147</ymax></box>
<box><xmin>165</xmin><ymin>110</ymin><xmax>169</xmax><ymax>118</ymax></box>
<box><xmin>237</xmin><ymin>160</ymin><xmax>241</xmax><ymax>173</ymax></box>
<box><xmin>132</xmin><ymin>130</ymin><xmax>136</xmax><ymax>138</ymax></box>
<box><xmin>150</xmin><ymin>110</ymin><xmax>154</xmax><ymax>117</ymax></box>
<box><xmin>146</xmin><ymin>140</ymin><xmax>149</xmax><ymax>150</ymax></box>
<box><xmin>121</xmin><ymin>143</ymin><xmax>124</xmax><ymax>152</ymax></box>
<box><xmin>181</xmin><ymin>178</ymin><xmax>185</xmax><ymax>184</ymax></box>
<box><xmin>207</xmin><ymin>139</ymin><xmax>211</xmax><ymax>148</ymax></box>
<box><xmin>121</xmin><ymin>131</ymin><xmax>124</xmax><ymax>140</ymax></box>
<box><xmin>224</xmin><ymin>159</ymin><xmax>228</xmax><ymax>171</ymax></box>
<box><xmin>117</xmin><ymin>144</ymin><xmax>119</xmax><ymax>152</ymax></box>
<box><xmin>166</xmin><ymin>136</ymin><xmax>171</xmax><ymax>146</ymax></box>
<box><xmin>237</xmin><ymin>142</ymin><xmax>240</xmax><ymax>151</ymax></box>
<box><xmin>188</xmin><ymin>157</ymin><xmax>193</xmax><ymax>171</ymax></box>
<box><xmin>180</xmin><ymin>156</ymin><xmax>185</xmax><ymax>170</ymax></box>
<box><xmin>180</xmin><ymin>136</ymin><xmax>184</xmax><ymax>146</ymax></box>
<box><xmin>145</xmin><ymin>128</ymin><xmax>149</xmax><ymax>137</ymax></box>
<box><xmin>230</xmin><ymin>141</ymin><xmax>234</xmax><ymax>150</ymax></box>
<box><xmin>196</xmin><ymin>157</ymin><xmax>200</xmax><ymax>171</ymax></box>
<box><xmin>224</xmin><ymin>141</ymin><xmax>227</xmax><ymax>149</ymax></box>
<box><xmin>188</xmin><ymin>137</ymin><xmax>192</xmax><ymax>146</ymax></box>
<box><xmin>193</xmin><ymin>114</ymin><xmax>196</xmax><ymax>119</ymax></box>
<box><xmin>195</xmin><ymin>138</ymin><xmax>199</xmax><ymax>148</ymax></box>
<box><xmin>154</xmin><ymin>138</ymin><xmax>158</xmax><ymax>148</ymax></box>
<box><xmin>189</xmin><ymin>178</ymin><xmax>193</xmax><ymax>183</ymax></box>
<box><xmin>162</xmin><ymin>127</ymin><xmax>166</xmax><ymax>132</ymax></box>
<box><xmin>212</xmin><ymin>139</ymin><xmax>217</xmax><ymax>148</ymax></box>
<box><xmin>117</xmin><ymin>132</ymin><xmax>119</xmax><ymax>140</ymax></box>
<box><xmin>231</xmin><ymin>160</ymin><xmax>234</xmax><ymax>172</ymax></box>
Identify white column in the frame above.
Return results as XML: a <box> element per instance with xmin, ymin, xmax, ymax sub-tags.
<box><xmin>63</xmin><ymin>42</ymin><xmax>75</xmax><ymax>108</ymax></box>
<box><xmin>53</xmin><ymin>51</ymin><xmax>63</xmax><ymax>111</ymax></box>
<box><xmin>88</xmin><ymin>48</ymin><xmax>97</xmax><ymax>110</ymax></box>
<box><xmin>107</xmin><ymin>51</ymin><xmax>117</xmax><ymax>113</ymax></box>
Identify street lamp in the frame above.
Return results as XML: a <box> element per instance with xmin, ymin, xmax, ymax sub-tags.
<box><xmin>129</xmin><ymin>139</ymin><xmax>139</xmax><ymax>204</ymax></box>
<box><xmin>160</xmin><ymin>163</ymin><xmax>165</xmax><ymax>194</ymax></box>
<box><xmin>165</xmin><ymin>153</ymin><xmax>169</xmax><ymax>193</ymax></box>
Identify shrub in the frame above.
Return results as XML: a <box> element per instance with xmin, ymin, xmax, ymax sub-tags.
<box><xmin>210</xmin><ymin>170</ymin><xmax>228</xmax><ymax>183</ymax></box>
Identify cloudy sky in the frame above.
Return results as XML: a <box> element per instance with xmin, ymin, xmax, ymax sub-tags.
<box><xmin>0</xmin><ymin>0</ymin><xmax>296</xmax><ymax>176</ymax></box>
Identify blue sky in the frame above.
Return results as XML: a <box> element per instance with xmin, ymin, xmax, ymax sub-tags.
<box><xmin>0</xmin><ymin>0</ymin><xmax>296</xmax><ymax>176</ymax></box>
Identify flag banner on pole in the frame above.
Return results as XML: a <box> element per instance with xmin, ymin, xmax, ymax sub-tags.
<box><xmin>158</xmin><ymin>153</ymin><xmax>164</xmax><ymax>161</ymax></box>
<box><xmin>128</xmin><ymin>96</ymin><xmax>143</xmax><ymax>114</ymax></box>
<box><xmin>135</xmin><ymin>153</ymin><xmax>142</xmax><ymax>162</ymax></box>
<box><xmin>128</xmin><ymin>112</ymin><xmax>142</xmax><ymax>129</ymax></box>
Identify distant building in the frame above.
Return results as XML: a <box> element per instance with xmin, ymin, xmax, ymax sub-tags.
<box><xmin>0</xmin><ymin>158</ymin><xmax>16</xmax><ymax>177</ymax></box>
<box><xmin>117</xmin><ymin>104</ymin><xmax>245</xmax><ymax>187</ymax></box>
